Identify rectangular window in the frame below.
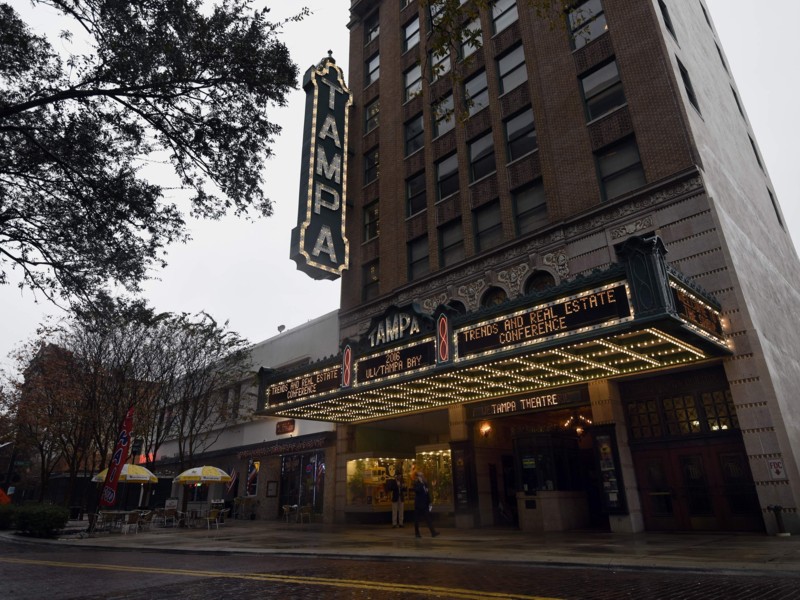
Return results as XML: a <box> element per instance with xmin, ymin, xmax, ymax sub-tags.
<box><xmin>366</xmin><ymin>53</ymin><xmax>380</xmax><ymax>86</ymax></box>
<box><xmin>464</xmin><ymin>70</ymin><xmax>489</xmax><ymax>116</ymax></box>
<box><xmin>436</xmin><ymin>153</ymin><xmax>459</xmax><ymax>200</ymax></box>
<box><xmin>469</xmin><ymin>131</ymin><xmax>496</xmax><ymax>181</ymax></box>
<box><xmin>492</xmin><ymin>0</ymin><xmax>519</xmax><ymax>34</ymax></box>
<box><xmin>364</xmin><ymin>201</ymin><xmax>379</xmax><ymax>241</ymax></box>
<box><xmin>474</xmin><ymin>200</ymin><xmax>503</xmax><ymax>252</ymax></box>
<box><xmin>404</xmin><ymin>17</ymin><xmax>420</xmax><ymax>52</ymax></box>
<box><xmin>431</xmin><ymin>49</ymin><xmax>451</xmax><ymax>81</ymax></box>
<box><xmin>363</xmin><ymin>260</ymin><xmax>380</xmax><ymax>301</ymax></box>
<box><xmin>581</xmin><ymin>60</ymin><xmax>625</xmax><ymax>121</ymax></box>
<box><xmin>404</xmin><ymin>63</ymin><xmax>422</xmax><ymax>102</ymax></box>
<box><xmin>364</xmin><ymin>98</ymin><xmax>379</xmax><ymax>133</ymax></box>
<box><xmin>433</xmin><ymin>93</ymin><xmax>455</xmax><ymax>137</ymax></box>
<box><xmin>408</xmin><ymin>235</ymin><xmax>430</xmax><ymax>280</ymax></box>
<box><xmin>568</xmin><ymin>0</ymin><xmax>607</xmax><ymax>50</ymax></box>
<box><xmin>365</xmin><ymin>12</ymin><xmax>380</xmax><ymax>44</ymax></box>
<box><xmin>505</xmin><ymin>107</ymin><xmax>537</xmax><ymax>161</ymax></box>
<box><xmin>439</xmin><ymin>218</ymin><xmax>465</xmax><ymax>267</ymax></box>
<box><xmin>596</xmin><ymin>137</ymin><xmax>646</xmax><ymax>201</ymax></box>
<box><xmin>364</xmin><ymin>147</ymin><xmax>379</xmax><ymax>184</ymax></box>
<box><xmin>677</xmin><ymin>58</ymin><xmax>700</xmax><ymax>113</ymax></box>
<box><xmin>497</xmin><ymin>44</ymin><xmax>527</xmax><ymax>94</ymax></box>
<box><xmin>407</xmin><ymin>171</ymin><xmax>427</xmax><ymax>216</ymax></box>
<box><xmin>658</xmin><ymin>0</ymin><xmax>676</xmax><ymax>39</ymax></box>
<box><xmin>461</xmin><ymin>18</ymin><xmax>482</xmax><ymax>59</ymax></box>
<box><xmin>405</xmin><ymin>113</ymin><xmax>425</xmax><ymax>156</ymax></box>
<box><xmin>514</xmin><ymin>181</ymin><xmax>547</xmax><ymax>235</ymax></box>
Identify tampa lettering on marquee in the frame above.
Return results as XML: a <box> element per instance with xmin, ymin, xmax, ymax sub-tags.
<box><xmin>291</xmin><ymin>53</ymin><xmax>352</xmax><ymax>280</ymax></box>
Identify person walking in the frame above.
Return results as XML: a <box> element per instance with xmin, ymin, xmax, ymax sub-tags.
<box><xmin>386</xmin><ymin>474</ymin><xmax>405</xmax><ymax>528</ymax></box>
<box><xmin>412</xmin><ymin>471</ymin><xmax>439</xmax><ymax>538</ymax></box>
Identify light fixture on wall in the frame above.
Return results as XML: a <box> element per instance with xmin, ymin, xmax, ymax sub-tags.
<box><xmin>479</xmin><ymin>422</ymin><xmax>492</xmax><ymax>438</ymax></box>
<box><xmin>564</xmin><ymin>414</ymin><xmax>592</xmax><ymax>437</ymax></box>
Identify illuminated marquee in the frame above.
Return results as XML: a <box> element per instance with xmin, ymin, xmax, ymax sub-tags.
<box><xmin>290</xmin><ymin>53</ymin><xmax>352</xmax><ymax>280</ymax></box>
<box><xmin>456</xmin><ymin>283</ymin><xmax>633</xmax><ymax>359</ymax></box>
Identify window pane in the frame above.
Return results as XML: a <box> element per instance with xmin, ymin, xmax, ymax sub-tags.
<box><xmin>408</xmin><ymin>236</ymin><xmax>430</xmax><ymax>280</ymax></box>
<box><xmin>366</xmin><ymin>53</ymin><xmax>380</xmax><ymax>85</ymax></box>
<box><xmin>404</xmin><ymin>17</ymin><xmax>420</xmax><ymax>51</ymax></box>
<box><xmin>431</xmin><ymin>49</ymin><xmax>451</xmax><ymax>81</ymax></box>
<box><xmin>506</xmin><ymin>108</ymin><xmax>537</xmax><ymax>160</ymax></box>
<box><xmin>404</xmin><ymin>64</ymin><xmax>422</xmax><ymax>101</ymax></box>
<box><xmin>433</xmin><ymin>94</ymin><xmax>455</xmax><ymax>137</ymax></box>
<box><xmin>465</xmin><ymin>70</ymin><xmax>489</xmax><ymax>116</ymax></box>
<box><xmin>405</xmin><ymin>114</ymin><xmax>424</xmax><ymax>156</ymax></box>
<box><xmin>365</xmin><ymin>98</ymin><xmax>379</xmax><ymax>133</ymax></box>
<box><xmin>362</xmin><ymin>260</ymin><xmax>379</xmax><ymax>301</ymax></box>
<box><xmin>440</xmin><ymin>219</ymin><xmax>464</xmax><ymax>267</ymax></box>
<box><xmin>436</xmin><ymin>154</ymin><xmax>459</xmax><ymax>199</ymax></box>
<box><xmin>498</xmin><ymin>45</ymin><xmax>527</xmax><ymax>94</ymax></box>
<box><xmin>364</xmin><ymin>147</ymin><xmax>379</xmax><ymax>183</ymax></box>
<box><xmin>514</xmin><ymin>182</ymin><xmax>547</xmax><ymax>235</ymax></box>
<box><xmin>364</xmin><ymin>201</ymin><xmax>379</xmax><ymax>241</ymax></box>
<box><xmin>469</xmin><ymin>132</ymin><xmax>496</xmax><ymax>181</ymax></box>
<box><xmin>365</xmin><ymin>12</ymin><xmax>379</xmax><ymax>44</ymax></box>
<box><xmin>568</xmin><ymin>0</ymin><xmax>607</xmax><ymax>49</ymax></box>
<box><xmin>407</xmin><ymin>172</ymin><xmax>427</xmax><ymax>216</ymax></box>
<box><xmin>582</xmin><ymin>61</ymin><xmax>624</xmax><ymax>120</ymax></box>
<box><xmin>597</xmin><ymin>138</ymin><xmax>646</xmax><ymax>200</ymax></box>
<box><xmin>493</xmin><ymin>0</ymin><xmax>519</xmax><ymax>34</ymax></box>
<box><xmin>461</xmin><ymin>19</ymin><xmax>482</xmax><ymax>59</ymax></box>
<box><xmin>474</xmin><ymin>200</ymin><xmax>503</xmax><ymax>252</ymax></box>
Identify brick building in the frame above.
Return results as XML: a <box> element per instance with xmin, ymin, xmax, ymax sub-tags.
<box><xmin>264</xmin><ymin>0</ymin><xmax>800</xmax><ymax>534</ymax></box>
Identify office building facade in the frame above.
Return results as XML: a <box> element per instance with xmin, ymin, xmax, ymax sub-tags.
<box><xmin>264</xmin><ymin>0</ymin><xmax>800</xmax><ymax>534</ymax></box>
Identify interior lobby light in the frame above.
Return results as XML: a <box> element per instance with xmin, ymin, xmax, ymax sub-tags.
<box><xmin>479</xmin><ymin>422</ymin><xmax>492</xmax><ymax>438</ymax></box>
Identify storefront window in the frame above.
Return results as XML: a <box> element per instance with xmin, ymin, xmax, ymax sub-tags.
<box><xmin>414</xmin><ymin>447</ymin><xmax>453</xmax><ymax>506</ymax></box>
<box><xmin>279</xmin><ymin>451</ymin><xmax>325</xmax><ymax>513</ymax></box>
<box><xmin>346</xmin><ymin>457</ymin><xmax>412</xmax><ymax>508</ymax></box>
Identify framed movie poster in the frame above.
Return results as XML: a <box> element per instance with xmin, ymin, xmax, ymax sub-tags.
<box><xmin>592</xmin><ymin>425</ymin><xmax>628</xmax><ymax>514</ymax></box>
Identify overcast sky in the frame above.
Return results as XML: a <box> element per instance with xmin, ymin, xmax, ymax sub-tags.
<box><xmin>1</xmin><ymin>0</ymin><xmax>797</xmax><ymax>374</ymax></box>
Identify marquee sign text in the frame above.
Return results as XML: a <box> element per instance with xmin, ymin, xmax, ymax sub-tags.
<box><xmin>267</xmin><ymin>365</ymin><xmax>342</xmax><ymax>407</ymax></box>
<box><xmin>358</xmin><ymin>340</ymin><xmax>436</xmax><ymax>384</ymax></box>
<box><xmin>458</xmin><ymin>284</ymin><xmax>631</xmax><ymax>358</ymax></box>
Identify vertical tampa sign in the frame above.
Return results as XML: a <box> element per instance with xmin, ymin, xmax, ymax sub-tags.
<box><xmin>291</xmin><ymin>53</ymin><xmax>352</xmax><ymax>280</ymax></box>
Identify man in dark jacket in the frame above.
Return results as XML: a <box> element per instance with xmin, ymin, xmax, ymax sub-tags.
<box><xmin>385</xmin><ymin>474</ymin><xmax>405</xmax><ymax>527</ymax></box>
<box><xmin>412</xmin><ymin>471</ymin><xmax>439</xmax><ymax>538</ymax></box>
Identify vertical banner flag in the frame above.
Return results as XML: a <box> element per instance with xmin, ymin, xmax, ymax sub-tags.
<box><xmin>99</xmin><ymin>406</ymin><xmax>135</xmax><ymax>508</ymax></box>
<box><xmin>226</xmin><ymin>466</ymin><xmax>238</xmax><ymax>496</ymax></box>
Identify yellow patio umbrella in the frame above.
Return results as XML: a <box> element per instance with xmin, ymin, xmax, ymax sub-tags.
<box><xmin>92</xmin><ymin>463</ymin><xmax>159</xmax><ymax>483</ymax></box>
<box><xmin>173</xmin><ymin>466</ymin><xmax>231</xmax><ymax>484</ymax></box>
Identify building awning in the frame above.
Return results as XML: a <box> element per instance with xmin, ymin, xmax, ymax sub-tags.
<box><xmin>258</xmin><ymin>236</ymin><xmax>730</xmax><ymax>423</ymax></box>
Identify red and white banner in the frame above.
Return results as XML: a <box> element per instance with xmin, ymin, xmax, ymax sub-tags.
<box><xmin>99</xmin><ymin>406</ymin><xmax>135</xmax><ymax>508</ymax></box>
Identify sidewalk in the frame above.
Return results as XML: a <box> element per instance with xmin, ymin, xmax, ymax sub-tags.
<box><xmin>7</xmin><ymin>517</ymin><xmax>800</xmax><ymax>575</ymax></box>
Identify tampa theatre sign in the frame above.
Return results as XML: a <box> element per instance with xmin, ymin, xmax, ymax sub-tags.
<box><xmin>290</xmin><ymin>53</ymin><xmax>352</xmax><ymax>280</ymax></box>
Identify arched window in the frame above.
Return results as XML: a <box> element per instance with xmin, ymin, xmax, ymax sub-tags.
<box><xmin>524</xmin><ymin>271</ymin><xmax>556</xmax><ymax>295</ymax></box>
<box><xmin>481</xmin><ymin>286</ymin><xmax>508</xmax><ymax>308</ymax></box>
